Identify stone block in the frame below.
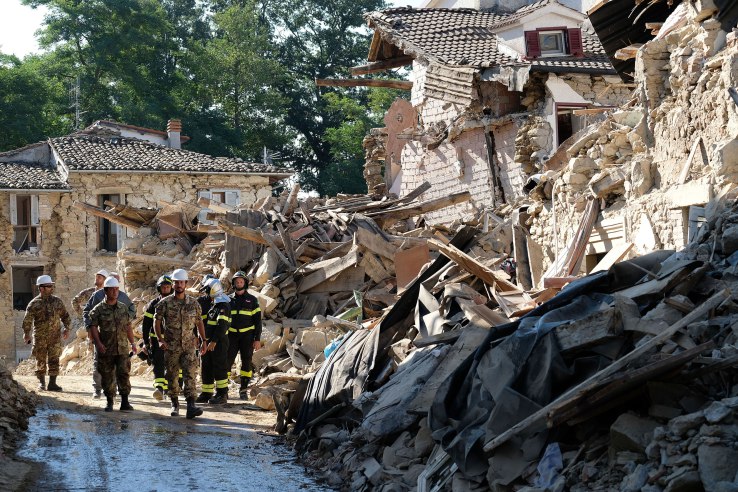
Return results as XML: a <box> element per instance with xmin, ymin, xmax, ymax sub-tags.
<box><xmin>698</xmin><ymin>444</ymin><xmax>738</xmax><ymax>490</ymax></box>
<box><xmin>610</xmin><ymin>413</ymin><xmax>659</xmax><ymax>453</ymax></box>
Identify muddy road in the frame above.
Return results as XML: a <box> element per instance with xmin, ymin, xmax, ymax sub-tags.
<box><xmin>13</xmin><ymin>375</ymin><xmax>329</xmax><ymax>492</ymax></box>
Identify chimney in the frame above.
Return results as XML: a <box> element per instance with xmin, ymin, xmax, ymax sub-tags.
<box><xmin>167</xmin><ymin>119</ymin><xmax>182</xmax><ymax>149</ymax></box>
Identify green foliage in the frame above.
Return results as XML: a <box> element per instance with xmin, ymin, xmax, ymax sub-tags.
<box><xmin>10</xmin><ymin>0</ymin><xmax>405</xmax><ymax>196</ymax></box>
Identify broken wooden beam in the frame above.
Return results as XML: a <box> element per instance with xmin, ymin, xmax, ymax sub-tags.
<box><xmin>297</xmin><ymin>248</ymin><xmax>360</xmax><ymax>293</ymax></box>
<box><xmin>73</xmin><ymin>201</ymin><xmax>143</xmax><ymax>230</ymax></box>
<box><xmin>428</xmin><ymin>238</ymin><xmax>518</xmax><ymax>292</ymax></box>
<box><xmin>350</xmin><ymin>55</ymin><xmax>414</xmax><ymax>75</ymax></box>
<box><xmin>315</xmin><ymin>78</ymin><xmax>413</xmax><ymax>90</ymax></box>
<box><xmin>283</xmin><ymin>183</ymin><xmax>301</xmax><ymax>218</ymax></box>
<box><xmin>217</xmin><ymin>218</ymin><xmax>282</xmax><ymax>247</ymax></box>
<box><xmin>197</xmin><ymin>196</ymin><xmax>235</xmax><ymax>213</ymax></box>
<box><xmin>119</xmin><ymin>251</ymin><xmax>195</xmax><ymax>268</ymax></box>
<box><xmin>367</xmin><ymin>191</ymin><xmax>472</xmax><ymax>225</ymax></box>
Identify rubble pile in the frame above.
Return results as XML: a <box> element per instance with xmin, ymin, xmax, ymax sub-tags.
<box><xmin>0</xmin><ymin>362</ymin><xmax>38</xmax><ymax>454</ymax></box>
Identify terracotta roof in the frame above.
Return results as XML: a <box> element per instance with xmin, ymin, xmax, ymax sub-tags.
<box><xmin>0</xmin><ymin>162</ymin><xmax>70</xmax><ymax>190</ymax></box>
<box><xmin>365</xmin><ymin>6</ymin><xmax>615</xmax><ymax>74</ymax></box>
<box><xmin>50</xmin><ymin>135</ymin><xmax>292</xmax><ymax>175</ymax></box>
<box><xmin>86</xmin><ymin>120</ymin><xmax>192</xmax><ymax>143</ymax></box>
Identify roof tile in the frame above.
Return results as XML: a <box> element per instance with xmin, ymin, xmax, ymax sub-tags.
<box><xmin>0</xmin><ymin>162</ymin><xmax>70</xmax><ymax>190</ymax></box>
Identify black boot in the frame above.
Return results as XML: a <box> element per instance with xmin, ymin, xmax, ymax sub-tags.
<box><xmin>120</xmin><ymin>395</ymin><xmax>134</xmax><ymax>412</ymax></box>
<box><xmin>208</xmin><ymin>388</ymin><xmax>228</xmax><ymax>405</ymax></box>
<box><xmin>104</xmin><ymin>396</ymin><xmax>114</xmax><ymax>412</ymax></box>
<box><xmin>47</xmin><ymin>376</ymin><xmax>62</xmax><ymax>392</ymax></box>
<box><xmin>239</xmin><ymin>377</ymin><xmax>251</xmax><ymax>400</ymax></box>
<box><xmin>37</xmin><ymin>376</ymin><xmax>45</xmax><ymax>391</ymax></box>
<box><xmin>195</xmin><ymin>392</ymin><xmax>212</xmax><ymax>404</ymax></box>
<box><xmin>185</xmin><ymin>397</ymin><xmax>203</xmax><ymax>419</ymax></box>
<box><xmin>170</xmin><ymin>397</ymin><xmax>179</xmax><ymax>417</ymax></box>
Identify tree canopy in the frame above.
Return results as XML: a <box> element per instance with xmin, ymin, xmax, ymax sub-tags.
<box><xmin>2</xmin><ymin>0</ymin><xmax>404</xmax><ymax>196</ymax></box>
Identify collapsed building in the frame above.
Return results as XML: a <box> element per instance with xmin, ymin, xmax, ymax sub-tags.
<box><xmin>0</xmin><ymin>119</ymin><xmax>290</xmax><ymax>364</ymax></box>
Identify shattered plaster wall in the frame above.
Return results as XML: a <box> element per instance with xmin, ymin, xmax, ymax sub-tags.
<box><xmin>0</xmin><ymin>172</ymin><xmax>271</xmax><ymax>362</ymax></box>
<box><xmin>527</xmin><ymin>12</ymin><xmax>738</xmax><ymax>283</ymax></box>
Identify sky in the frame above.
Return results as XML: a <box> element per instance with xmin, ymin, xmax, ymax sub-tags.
<box><xmin>0</xmin><ymin>0</ymin><xmax>425</xmax><ymax>59</ymax></box>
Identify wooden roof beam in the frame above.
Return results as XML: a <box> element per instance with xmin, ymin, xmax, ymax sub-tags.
<box><xmin>351</xmin><ymin>55</ymin><xmax>414</xmax><ymax>75</ymax></box>
<box><xmin>316</xmin><ymin>78</ymin><xmax>413</xmax><ymax>90</ymax></box>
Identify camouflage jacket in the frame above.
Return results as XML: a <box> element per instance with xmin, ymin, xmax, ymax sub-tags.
<box><xmin>89</xmin><ymin>301</ymin><xmax>131</xmax><ymax>356</ymax></box>
<box><xmin>154</xmin><ymin>294</ymin><xmax>201</xmax><ymax>351</ymax></box>
<box><xmin>72</xmin><ymin>286</ymin><xmax>96</xmax><ymax>317</ymax></box>
<box><xmin>22</xmin><ymin>294</ymin><xmax>72</xmax><ymax>338</ymax></box>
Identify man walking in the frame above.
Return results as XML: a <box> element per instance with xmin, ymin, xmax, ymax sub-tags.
<box><xmin>71</xmin><ymin>269</ymin><xmax>108</xmax><ymax>398</ymax></box>
<box><xmin>227</xmin><ymin>271</ymin><xmax>262</xmax><ymax>400</ymax></box>
<box><xmin>196</xmin><ymin>277</ymin><xmax>231</xmax><ymax>405</ymax></box>
<box><xmin>88</xmin><ymin>277</ymin><xmax>137</xmax><ymax>412</ymax></box>
<box><xmin>154</xmin><ymin>268</ymin><xmax>207</xmax><ymax>419</ymax></box>
<box><xmin>22</xmin><ymin>275</ymin><xmax>72</xmax><ymax>391</ymax></box>
<box><xmin>142</xmin><ymin>275</ymin><xmax>173</xmax><ymax>401</ymax></box>
<box><xmin>83</xmin><ymin>272</ymin><xmax>135</xmax><ymax>398</ymax></box>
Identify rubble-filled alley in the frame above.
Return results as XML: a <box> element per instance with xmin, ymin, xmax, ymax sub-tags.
<box><xmin>2</xmin><ymin>0</ymin><xmax>738</xmax><ymax>491</ymax></box>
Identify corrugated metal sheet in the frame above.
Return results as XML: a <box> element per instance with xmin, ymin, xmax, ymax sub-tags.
<box><xmin>589</xmin><ymin>0</ymin><xmax>677</xmax><ymax>81</ymax></box>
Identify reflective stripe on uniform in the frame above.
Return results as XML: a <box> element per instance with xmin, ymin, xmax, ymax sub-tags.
<box><xmin>206</xmin><ymin>320</ymin><xmax>218</xmax><ymax>326</ymax></box>
<box><xmin>150</xmin><ymin>332</ymin><xmax>158</xmax><ymax>338</ymax></box>
<box><xmin>240</xmin><ymin>369</ymin><xmax>252</xmax><ymax>378</ymax></box>
<box><xmin>144</xmin><ymin>312</ymin><xmax>154</xmax><ymax>319</ymax></box>
<box><xmin>201</xmin><ymin>383</ymin><xmax>215</xmax><ymax>392</ymax></box>
<box><xmin>230</xmin><ymin>309</ymin><xmax>261</xmax><ymax>315</ymax></box>
<box><xmin>201</xmin><ymin>314</ymin><xmax>208</xmax><ymax>320</ymax></box>
<box><xmin>228</xmin><ymin>325</ymin><xmax>255</xmax><ymax>333</ymax></box>
<box><xmin>215</xmin><ymin>379</ymin><xmax>229</xmax><ymax>389</ymax></box>
<box><xmin>217</xmin><ymin>315</ymin><xmax>231</xmax><ymax>323</ymax></box>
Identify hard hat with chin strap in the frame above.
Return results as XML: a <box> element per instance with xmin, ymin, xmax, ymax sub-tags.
<box><xmin>231</xmin><ymin>270</ymin><xmax>249</xmax><ymax>288</ymax></box>
<box><xmin>171</xmin><ymin>268</ymin><xmax>189</xmax><ymax>281</ymax></box>
<box><xmin>156</xmin><ymin>275</ymin><xmax>173</xmax><ymax>292</ymax></box>
<box><xmin>202</xmin><ymin>277</ymin><xmax>225</xmax><ymax>298</ymax></box>
<box><xmin>103</xmin><ymin>277</ymin><xmax>120</xmax><ymax>288</ymax></box>
<box><xmin>36</xmin><ymin>275</ymin><xmax>54</xmax><ymax>286</ymax></box>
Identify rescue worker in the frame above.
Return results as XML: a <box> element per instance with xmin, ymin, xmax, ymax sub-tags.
<box><xmin>227</xmin><ymin>271</ymin><xmax>262</xmax><ymax>400</ymax></box>
<box><xmin>142</xmin><ymin>275</ymin><xmax>173</xmax><ymax>401</ymax></box>
<box><xmin>21</xmin><ymin>275</ymin><xmax>72</xmax><ymax>391</ymax></box>
<box><xmin>195</xmin><ymin>277</ymin><xmax>231</xmax><ymax>405</ymax></box>
<box><xmin>88</xmin><ymin>276</ymin><xmax>137</xmax><ymax>412</ymax></box>
<box><xmin>154</xmin><ymin>268</ymin><xmax>207</xmax><ymax>419</ymax></box>
<box><xmin>83</xmin><ymin>273</ymin><xmax>136</xmax><ymax>398</ymax></box>
<box><xmin>71</xmin><ymin>269</ymin><xmax>108</xmax><ymax>318</ymax></box>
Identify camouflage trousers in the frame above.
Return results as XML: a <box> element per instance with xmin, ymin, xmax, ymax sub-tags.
<box><xmin>32</xmin><ymin>333</ymin><xmax>62</xmax><ymax>377</ymax></box>
<box><xmin>98</xmin><ymin>355</ymin><xmax>132</xmax><ymax>398</ymax></box>
<box><xmin>165</xmin><ymin>349</ymin><xmax>198</xmax><ymax>399</ymax></box>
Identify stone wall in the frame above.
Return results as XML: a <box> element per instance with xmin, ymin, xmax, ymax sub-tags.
<box><xmin>0</xmin><ymin>171</ymin><xmax>271</xmax><ymax>362</ymax></box>
<box><xmin>526</xmin><ymin>10</ymin><xmax>738</xmax><ymax>284</ymax></box>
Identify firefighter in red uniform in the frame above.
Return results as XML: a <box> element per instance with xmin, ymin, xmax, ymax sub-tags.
<box><xmin>227</xmin><ymin>271</ymin><xmax>262</xmax><ymax>399</ymax></box>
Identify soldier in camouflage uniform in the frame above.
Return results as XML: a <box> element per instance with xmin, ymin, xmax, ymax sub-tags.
<box><xmin>89</xmin><ymin>276</ymin><xmax>137</xmax><ymax>412</ymax></box>
<box><xmin>22</xmin><ymin>275</ymin><xmax>72</xmax><ymax>391</ymax></box>
<box><xmin>154</xmin><ymin>268</ymin><xmax>207</xmax><ymax>419</ymax></box>
<box><xmin>71</xmin><ymin>269</ymin><xmax>108</xmax><ymax>318</ymax></box>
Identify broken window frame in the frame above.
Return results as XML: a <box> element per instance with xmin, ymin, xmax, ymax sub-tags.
<box><xmin>97</xmin><ymin>193</ymin><xmax>122</xmax><ymax>252</ymax></box>
<box><xmin>10</xmin><ymin>194</ymin><xmax>40</xmax><ymax>253</ymax></box>
<box><xmin>197</xmin><ymin>188</ymin><xmax>241</xmax><ymax>225</ymax></box>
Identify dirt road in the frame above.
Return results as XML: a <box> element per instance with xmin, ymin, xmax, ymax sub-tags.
<box><xmin>13</xmin><ymin>375</ymin><xmax>328</xmax><ymax>492</ymax></box>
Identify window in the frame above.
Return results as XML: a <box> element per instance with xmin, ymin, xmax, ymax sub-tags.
<box><xmin>12</xmin><ymin>266</ymin><xmax>44</xmax><ymax>310</ymax></box>
<box><xmin>98</xmin><ymin>194</ymin><xmax>121</xmax><ymax>252</ymax></box>
<box><xmin>556</xmin><ymin>105</ymin><xmax>588</xmax><ymax>145</ymax></box>
<box><xmin>10</xmin><ymin>194</ymin><xmax>40</xmax><ymax>253</ymax></box>
<box><xmin>525</xmin><ymin>28</ymin><xmax>584</xmax><ymax>59</ymax></box>
<box><xmin>197</xmin><ymin>189</ymin><xmax>241</xmax><ymax>225</ymax></box>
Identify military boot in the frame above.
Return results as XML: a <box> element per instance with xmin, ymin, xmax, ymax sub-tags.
<box><xmin>37</xmin><ymin>376</ymin><xmax>45</xmax><ymax>391</ymax></box>
<box><xmin>239</xmin><ymin>377</ymin><xmax>251</xmax><ymax>400</ymax></box>
<box><xmin>195</xmin><ymin>392</ymin><xmax>212</xmax><ymax>404</ymax></box>
<box><xmin>185</xmin><ymin>397</ymin><xmax>203</xmax><ymax>419</ymax></box>
<box><xmin>47</xmin><ymin>376</ymin><xmax>62</xmax><ymax>392</ymax></box>
<box><xmin>170</xmin><ymin>397</ymin><xmax>180</xmax><ymax>417</ymax></box>
<box><xmin>104</xmin><ymin>397</ymin><xmax>114</xmax><ymax>412</ymax></box>
<box><xmin>120</xmin><ymin>395</ymin><xmax>134</xmax><ymax>412</ymax></box>
<box><xmin>208</xmin><ymin>388</ymin><xmax>228</xmax><ymax>405</ymax></box>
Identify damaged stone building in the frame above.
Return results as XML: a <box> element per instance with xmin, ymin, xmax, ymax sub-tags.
<box><xmin>0</xmin><ymin>120</ymin><xmax>290</xmax><ymax>363</ymax></box>
<box><xmin>362</xmin><ymin>0</ymin><xmax>632</xmax><ymax>232</ymax></box>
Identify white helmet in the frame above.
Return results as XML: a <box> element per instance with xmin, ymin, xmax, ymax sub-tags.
<box><xmin>95</xmin><ymin>269</ymin><xmax>110</xmax><ymax>277</ymax></box>
<box><xmin>36</xmin><ymin>275</ymin><xmax>54</xmax><ymax>286</ymax></box>
<box><xmin>202</xmin><ymin>277</ymin><xmax>224</xmax><ymax>298</ymax></box>
<box><xmin>103</xmin><ymin>277</ymin><xmax>120</xmax><ymax>288</ymax></box>
<box><xmin>171</xmin><ymin>268</ymin><xmax>189</xmax><ymax>281</ymax></box>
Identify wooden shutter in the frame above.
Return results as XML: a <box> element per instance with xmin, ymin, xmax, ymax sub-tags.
<box><xmin>224</xmin><ymin>190</ymin><xmax>240</xmax><ymax>207</ymax></box>
<box><xmin>30</xmin><ymin>195</ymin><xmax>40</xmax><ymax>226</ymax></box>
<box><xmin>9</xmin><ymin>195</ymin><xmax>18</xmax><ymax>225</ymax></box>
<box><xmin>568</xmin><ymin>28</ymin><xmax>584</xmax><ymax>57</ymax></box>
<box><xmin>525</xmin><ymin>31</ymin><xmax>541</xmax><ymax>59</ymax></box>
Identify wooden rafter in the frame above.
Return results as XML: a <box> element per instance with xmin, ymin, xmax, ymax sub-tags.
<box><xmin>315</xmin><ymin>78</ymin><xmax>412</xmax><ymax>90</ymax></box>
<box><xmin>350</xmin><ymin>55</ymin><xmax>414</xmax><ymax>75</ymax></box>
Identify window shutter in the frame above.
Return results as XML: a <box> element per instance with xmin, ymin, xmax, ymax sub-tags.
<box><xmin>225</xmin><ymin>190</ymin><xmax>240</xmax><ymax>207</ymax></box>
<box><xmin>568</xmin><ymin>28</ymin><xmax>584</xmax><ymax>57</ymax></box>
<box><xmin>197</xmin><ymin>190</ymin><xmax>212</xmax><ymax>225</ymax></box>
<box><xmin>9</xmin><ymin>195</ymin><xmax>18</xmax><ymax>225</ymax></box>
<box><xmin>31</xmin><ymin>195</ymin><xmax>40</xmax><ymax>226</ymax></box>
<box><xmin>525</xmin><ymin>31</ymin><xmax>541</xmax><ymax>59</ymax></box>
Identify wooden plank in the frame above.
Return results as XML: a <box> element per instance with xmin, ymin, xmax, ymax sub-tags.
<box><xmin>359</xmin><ymin>251</ymin><xmax>392</xmax><ymax>283</ymax></box>
<box><xmin>395</xmin><ymin>243</ymin><xmax>431</xmax><ymax>291</ymax></box>
<box><xmin>428</xmin><ymin>239</ymin><xmax>518</xmax><ymax>292</ymax></box>
<box><xmin>543</xmin><ymin>277</ymin><xmax>578</xmax><ymax>289</ymax></box>
<box><xmin>678</xmin><ymin>137</ymin><xmax>707</xmax><ymax>185</ymax></box>
<box><xmin>217</xmin><ymin>218</ymin><xmax>281</xmax><ymax>247</ymax></box>
<box><xmin>290</xmin><ymin>225</ymin><xmax>314</xmax><ymax>241</ymax></box>
<box><xmin>283</xmin><ymin>183</ymin><xmax>301</xmax><ymax>218</ymax></box>
<box><xmin>367</xmin><ymin>191</ymin><xmax>472</xmax><ymax>225</ymax></box>
<box><xmin>591</xmin><ymin>242</ymin><xmax>634</xmax><ymax>273</ymax></box>
<box><xmin>315</xmin><ymin>78</ymin><xmax>413</xmax><ymax>90</ymax></box>
<box><xmin>73</xmin><ymin>201</ymin><xmax>143</xmax><ymax>230</ymax></box>
<box><xmin>483</xmin><ymin>288</ymin><xmax>731</xmax><ymax>453</ymax></box>
<box><xmin>356</xmin><ymin>226</ymin><xmax>395</xmax><ymax>259</ymax></box>
<box><xmin>304</xmin><ymin>266</ymin><xmax>366</xmax><ymax>294</ymax></box>
<box><xmin>298</xmin><ymin>248</ymin><xmax>360</xmax><ymax>293</ymax></box>
<box><xmin>350</xmin><ymin>55</ymin><xmax>414</xmax><ymax>75</ymax></box>
<box><xmin>197</xmin><ymin>196</ymin><xmax>235</xmax><ymax>213</ymax></box>
<box><xmin>263</xmin><ymin>232</ymin><xmax>293</xmax><ymax>268</ymax></box>
<box><xmin>491</xmin><ymin>287</ymin><xmax>537</xmax><ymax>318</ymax></box>
<box><xmin>276</xmin><ymin>222</ymin><xmax>296</xmax><ymax>266</ymax></box>
<box><xmin>119</xmin><ymin>251</ymin><xmax>195</xmax><ymax>268</ymax></box>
